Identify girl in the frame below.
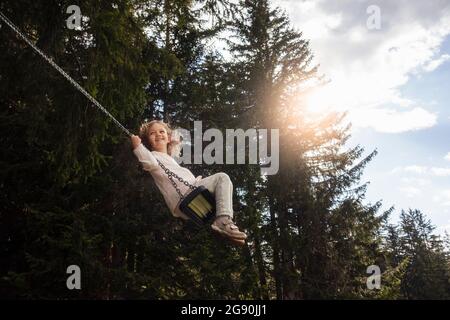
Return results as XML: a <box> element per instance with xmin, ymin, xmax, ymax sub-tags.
<box><xmin>131</xmin><ymin>120</ymin><xmax>247</xmax><ymax>246</ymax></box>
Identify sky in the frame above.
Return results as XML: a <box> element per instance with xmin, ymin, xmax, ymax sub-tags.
<box><xmin>272</xmin><ymin>0</ymin><xmax>450</xmax><ymax>235</ymax></box>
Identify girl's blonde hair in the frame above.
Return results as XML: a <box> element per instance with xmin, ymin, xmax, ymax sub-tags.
<box><xmin>139</xmin><ymin>120</ymin><xmax>182</xmax><ymax>157</ymax></box>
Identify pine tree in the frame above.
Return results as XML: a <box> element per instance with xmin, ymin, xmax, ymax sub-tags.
<box><xmin>227</xmin><ymin>0</ymin><xmax>392</xmax><ymax>299</ymax></box>
<box><xmin>398</xmin><ymin>209</ymin><xmax>450</xmax><ymax>299</ymax></box>
<box><xmin>1</xmin><ymin>0</ymin><xmax>150</xmax><ymax>298</ymax></box>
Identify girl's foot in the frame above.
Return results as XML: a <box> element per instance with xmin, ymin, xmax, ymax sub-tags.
<box><xmin>211</xmin><ymin>216</ymin><xmax>247</xmax><ymax>245</ymax></box>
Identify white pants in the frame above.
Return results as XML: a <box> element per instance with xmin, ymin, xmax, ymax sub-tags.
<box><xmin>194</xmin><ymin>172</ymin><xmax>233</xmax><ymax>218</ymax></box>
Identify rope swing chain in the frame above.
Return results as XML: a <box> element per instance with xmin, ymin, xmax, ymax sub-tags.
<box><xmin>0</xmin><ymin>10</ymin><xmax>132</xmax><ymax>137</ymax></box>
<box><xmin>0</xmin><ymin>11</ymin><xmax>201</xmax><ymax>198</ymax></box>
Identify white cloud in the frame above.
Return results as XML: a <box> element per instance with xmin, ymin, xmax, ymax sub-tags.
<box><xmin>399</xmin><ymin>186</ymin><xmax>422</xmax><ymax>198</ymax></box>
<box><xmin>273</xmin><ymin>0</ymin><xmax>450</xmax><ymax>133</ymax></box>
<box><xmin>445</xmin><ymin>152</ymin><xmax>450</xmax><ymax>161</ymax></box>
<box><xmin>350</xmin><ymin>107</ymin><xmax>437</xmax><ymax>133</ymax></box>
<box><xmin>437</xmin><ymin>190</ymin><xmax>450</xmax><ymax>206</ymax></box>
<box><xmin>392</xmin><ymin>165</ymin><xmax>450</xmax><ymax>177</ymax></box>
<box><xmin>423</xmin><ymin>54</ymin><xmax>450</xmax><ymax>72</ymax></box>
<box><xmin>400</xmin><ymin>177</ymin><xmax>431</xmax><ymax>186</ymax></box>
<box><xmin>431</xmin><ymin>167</ymin><xmax>450</xmax><ymax>177</ymax></box>
<box><xmin>404</xmin><ymin>166</ymin><xmax>428</xmax><ymax>174</ymax></box>
<box><xmin>300</xmin><ymin>11</ymin><xmax>343</xmax><ymax>39</ymax></box>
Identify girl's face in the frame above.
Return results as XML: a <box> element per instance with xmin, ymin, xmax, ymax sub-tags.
<box><xmin>148</xmin><ymin>123</ymin><xmax>171</xmax><ymax>153</ymax></box>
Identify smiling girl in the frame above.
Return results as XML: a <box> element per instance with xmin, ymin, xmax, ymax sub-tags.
<box><xmin>131</xmin><ymin>120</ymin><xmax>247</xmax><ymax>246</ymax></box>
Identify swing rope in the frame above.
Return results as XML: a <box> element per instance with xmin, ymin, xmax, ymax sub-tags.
<box><xmin>0</xmin><ymin>10</ymin><xmax>132</xmax><ymax>137</ymax></box>
<box><xmin>1</xmin><ymin>11</ymin><xmax>215</xmax><ymax>225</ymax></box>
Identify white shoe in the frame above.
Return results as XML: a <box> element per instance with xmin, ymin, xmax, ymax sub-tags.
<box><xmin>211</xmin><ymin>216</ymin><xmax>248</xmax><ymax>244</ymax></box>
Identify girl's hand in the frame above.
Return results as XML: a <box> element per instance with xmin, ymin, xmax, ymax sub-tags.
<box><xmin>131</xmin><ymin>135</ymin><xmax>141</xmax><ymax>149</ymax></box>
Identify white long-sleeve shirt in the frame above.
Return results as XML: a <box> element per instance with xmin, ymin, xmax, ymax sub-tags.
<box><xmin>133</xmin><ymin>143</ymin><xmax>200</xmax><ymax>219</ymax></box>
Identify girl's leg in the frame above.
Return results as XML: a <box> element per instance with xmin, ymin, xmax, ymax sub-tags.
<box><xmin>196</xmin><ymin>173</ymin><xmax>247</xmax><ymax>245</ymax></box>
<box><xmin>195</xmin><ymin>172</ymin><xmax>234</xmax><ymax>219</ymax></box>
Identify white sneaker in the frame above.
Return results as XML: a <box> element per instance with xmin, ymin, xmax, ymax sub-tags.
<box><xmin>211</xmin><ymin>216</ymin><xmax>247</xmax><ymax>245</ymax></box>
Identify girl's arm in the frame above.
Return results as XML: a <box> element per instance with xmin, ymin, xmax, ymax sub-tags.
<box><xmin>131</xmin><ymin>135</ymin><xmax>158</xmax><ymax>171</ymax></box>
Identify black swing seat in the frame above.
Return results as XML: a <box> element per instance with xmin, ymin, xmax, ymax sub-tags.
<box><xmin>179</xmin><ymin>186</ymin><xmax>216</xmax><ymax>227</ymax></box>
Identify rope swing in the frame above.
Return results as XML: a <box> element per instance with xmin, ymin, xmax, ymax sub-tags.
<box><xmin>1</xmin><ymin>11</ymin><xmax>217</xmax><ymax>227</ymax></box>
<box><xmin>0</xmin><ymin>10</ymin><xmax>132</xmax><ymax>137</ymax></box>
